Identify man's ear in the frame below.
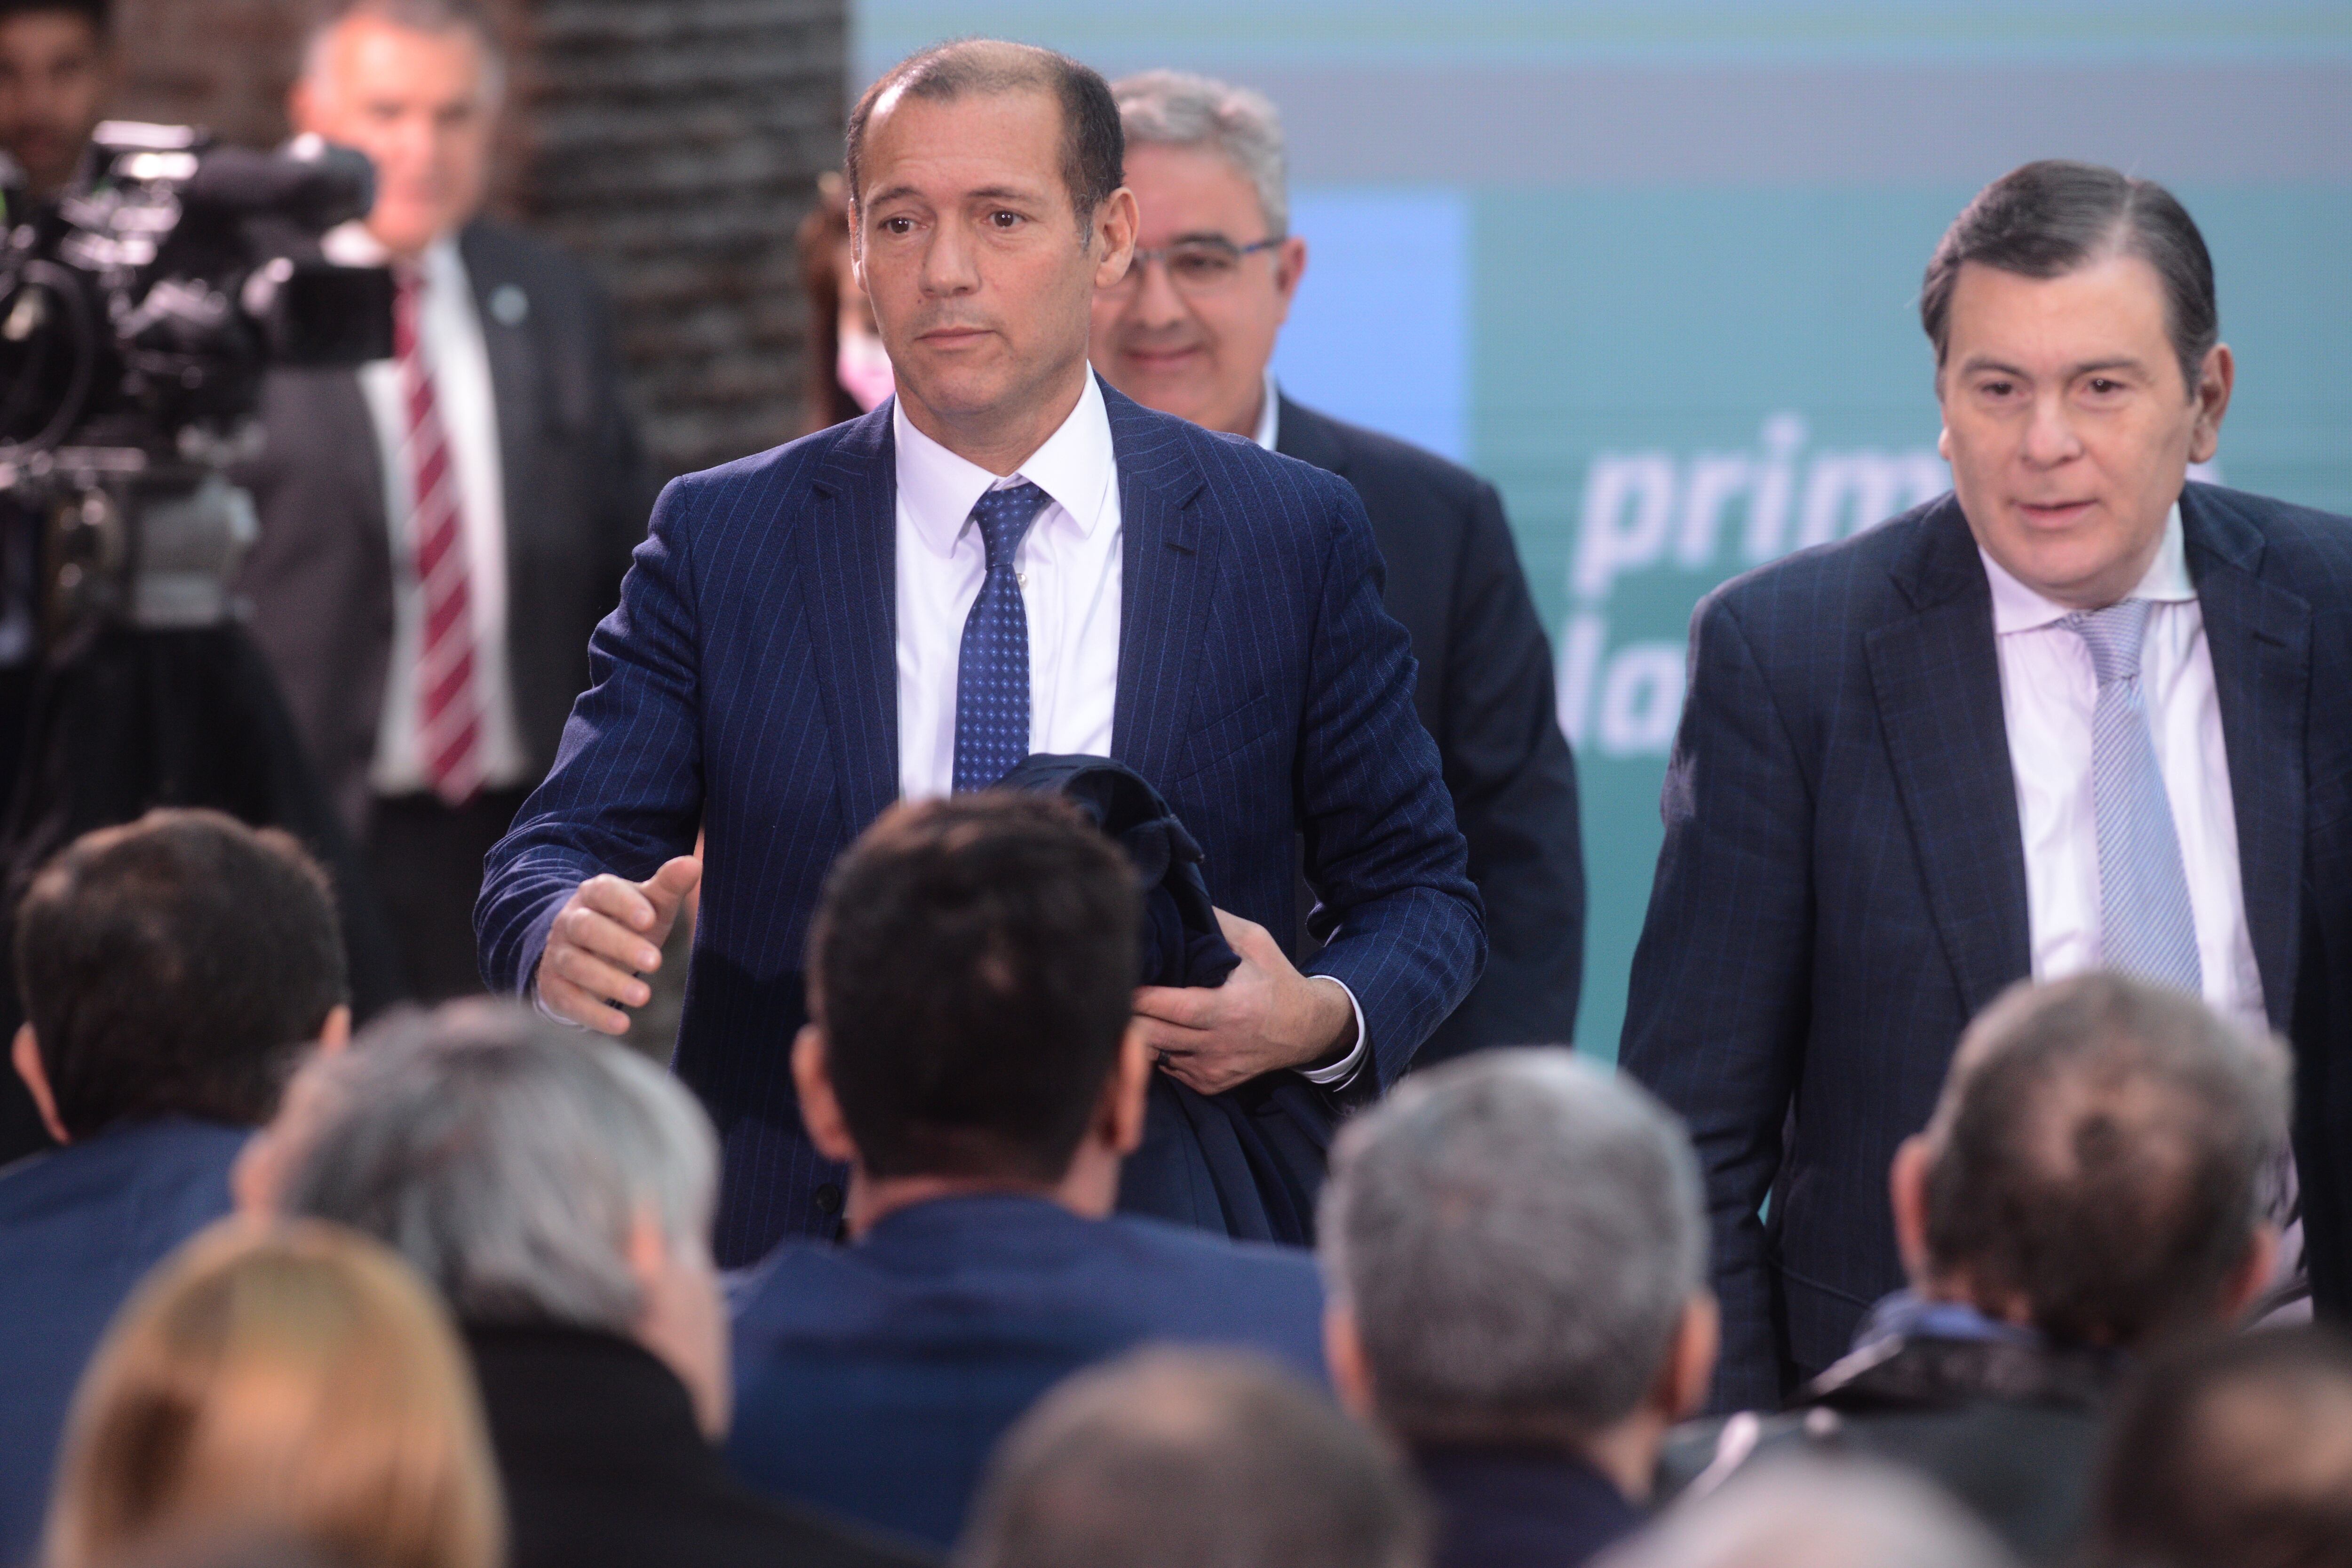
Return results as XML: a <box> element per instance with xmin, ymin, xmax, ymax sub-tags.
<box><xmin>1655</xmin><ymin>1290</ymin><xmax>1721</xmax><ymax>1422</ymax></box>
<box><xmin>12</xmin><ymin>1024</ymin><xmax>67</xmax><ymax>1145</ymax></box>
<box><xmin>2189</xmin><ymin>342</ymin><xmax>2236</xmax><ymax>465</ymax></box>
<box><xmin>2218</xmin><ymin>1223</ymin><xmax>2281</xmax><ymax>1325</ymax></box>
<box><xmin>1103</xmin><ymin>1022</ymin><xmax>1152</xmax><ymax>1158</ymax></box>
<box><xmin>1092</xmin><ymin>186</ymin><xmax>1140</xmax><ymax>288</ymax></box>
<box><xmin>1324</xmin><ymin>1303</ymin><xmax>1376</xmax><ymax>1422</ymax></box>
<box><xmin>1272</xmin><ymin>235</ymin><xmax>1308</xmax><ymax>321</ymax></box>
<box><xmin>315</xmin><ymin>1005</ymin><xmax>352</xmax><ymax>1054</ymax></box>
<box><xmin>1890</xmin><ymin>1134</ymin><xmax>1935</xmax><ymax>1286</ymax></box>
<box><xmin>791</xmin><ymin>1024</ymin><xmax>859</xmax><ymax>1165</ymax></box>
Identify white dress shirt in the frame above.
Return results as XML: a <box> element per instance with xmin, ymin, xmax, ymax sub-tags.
<box><xmin>1982</xmin><ymin>503</ymin><xmax>2264</xmax><ymax>1030</ymax></box>
<box><xmin>891</xmin><ymin>372</ymin><xmax>1365</xmax><ymax>1084</ymax></box>
<box><xmin>324</xmin><ymin>223</ymin><xmax>530</xmax><ymax>796</ymax></box>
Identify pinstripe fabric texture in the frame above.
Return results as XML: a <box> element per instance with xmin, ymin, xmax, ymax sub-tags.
<box><xmin>2063</xmin><ymin>601</ymin><xmax>2202</xmax><ymax>991</ymax></box>
<box><xmin>477</xmin><ymin>378</ymin><xmax>1484</xmax><ymax>1266</ymax></box>
<box><xmin>1619</xmin><ymin>483</ymin><xmax>2352</xmax><ymax>1413</ymax></box>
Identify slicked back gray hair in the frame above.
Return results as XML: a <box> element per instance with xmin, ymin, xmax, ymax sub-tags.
<box><xmin>301</xmin><ymin>0</ymin><xmax>506</xmax><ymax>106</ymax></box>
<box><xmin>1112</xmin><ymin>70</ymin><xmax>1288</xmax><ymax>238</ymax></box>
<box><xmin>278</xmin><ymin>1001</ymin><xmax>717</xmax><ymax>1333</ymax></box>
<box><xmin>1319</xmin><ymin>1049</ymin><xmax>1706</xmax><ymax>1444</ymax></box>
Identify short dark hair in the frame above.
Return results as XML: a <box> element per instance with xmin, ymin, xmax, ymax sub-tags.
<box><xmin>1921</xmin><ymin>972</ymin><xmax>2286</xmax><ymax>1348</ymax></box>
<box><xmin>807</xmin><ymin>794</ymin><xmax>1139</xmax><ymax>1183</ymax></box>
<box><xmin>962</xmin><ymin>1348</ymin><xmax>1427</xmax><ymax>1568</ymax></box>
<box><xmin>15</xmin><ymin>809</ymin><xmax>347</xmax><ymax>1137</ymax></box>
<box><xmin>1922</xmin><ymin>159</ymin><xmax>2218</xmax><ymax>395</ymax></box>
<box><xmin>0</xmin><ymin>0</ymin><xmax>108</xmax><ymax>35</ymax></box>
<box><xmin>845</xmin><ymin>39</ymin><xmax>1124</xmax><ymax>235</ymax></box>
<box><xmin>2094</xmin><ymin>1326</ymin><xmax>2352</xmax><ymax>1568</ymax></box>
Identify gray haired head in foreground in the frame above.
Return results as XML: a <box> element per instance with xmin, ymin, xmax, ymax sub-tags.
<box><xmin>1318</xmin><ymin>1047</ymin><xmax>1706</xmax><ymax>1443</ymax></box>
<box><xmin>958</xmin><ymin>1346</ymin><xmax>1426</xmax><ymax>1568</ymax></box>
<box><xmin>277</xmin><ymin>999</ymin><xmax>717</xmax><ymax>1333</ymax></box>
<box><xmin>1599</xmin><ymin>1456</ymin><xmax>2017</xmax><ymax>1568</ymax></box>
<box><xmin>1111</xmin><ymin>69</ymin><xmax>1289</xmax><ymax>238</ymax></box>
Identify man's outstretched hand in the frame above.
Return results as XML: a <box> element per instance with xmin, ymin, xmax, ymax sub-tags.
<box><xmin>536</xmin><ymin>856</ymin><xmax>703</xmax><ymax>1035</ymax></box>
<box><xmin>1132</xmin><ymin>909</ymin><xmax>1357</xmax><ymax>1096</ymax></box>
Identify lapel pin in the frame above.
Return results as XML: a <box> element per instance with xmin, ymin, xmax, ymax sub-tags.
<box><xmin>489</xmin><ymin>284</ymin><xmax>529</xmax><ymax>326</ymax></box>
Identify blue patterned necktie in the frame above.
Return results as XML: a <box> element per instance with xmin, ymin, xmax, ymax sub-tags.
<box><xmin>952</xmin><ymin>481</ymin><xmax>1051</xmax><ymax>793</ymax></box>
<box><xmin>2062</xmin><ymin>599</ymin><xmax>2204</xmax><ymax>994</ymax></box>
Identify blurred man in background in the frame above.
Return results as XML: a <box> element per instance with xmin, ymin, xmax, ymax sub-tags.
<box><xmin>237</xmin><ymin>0</ymin><xmax>655</xmax><ymax>1000</ymax></box>
<box><xmin>1668</xmin><ymin>974</ymin><xmax>2287</xmax><ymax>1564</ymax></box>
<box><xmin>1607</xmin><ymin>1457</ymin><xmax>2018</xmax><ymax>1568</ymax></box>
<box><xmin>0</xmin><ymin>0</ymin><xmax>107</xmax><ymax>203</ymax></box>
<box><xmin>0</xmin><ymin>809</ymin><xmax>351</xmax><ymax>1567</ymax></box>
<box><xmin>1320</xmin><ymin>1051</ymin><xmax>1716</xmax><ymax>1568</ymax></box>
<box><xmin>1093</xmin><ymin>70</ymin><xmax>1581</xmax><ymax>1063</ymax></box>
<box><xmin>959</xmin><ymin>1348</ymin><xmax>1428</xmax><ymax>1568</ymax></box>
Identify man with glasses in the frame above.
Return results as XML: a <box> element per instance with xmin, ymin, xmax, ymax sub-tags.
<box><xmin>1092</xmin><ymin>71</ymin><xmax>1582</xmax><ymax>1063</ymax></box>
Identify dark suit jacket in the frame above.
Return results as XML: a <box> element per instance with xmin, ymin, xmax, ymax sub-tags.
<box><xmin>466</xmin><ymin>1322</ymin><xmax>931</xmax><ymax>1568</ymax></box>
<box><xmin>1277</xmin><ymin>398</ymin><xmax>1584</xmax><ymax>1059</ymax></box>
<box><xmin>0</xmin><ymin>1117</ymin><xmax>245</xmax><ymax>1566</ymax></box>
<box><xmin>1413</xmin><ymin>1445</ymin><xmax>1641</xmax><ymax>1568</ymax></box>
<box><xmin>234</xmin><ymin>219</ymin><xmax>656</xmax><ymax>832</ymax></box>
<box><xmin>724</xmin><ymin>1194</ymin><xmax>1329</xmax><ymax>1551</ymax></box>
<box><xmin>1620</xmin><ymin>484</ymin><xmax>2352</xmax><ymax>1409</ymax></box>
<box><xmin>478</xmin><ymin>381</ymin><xmax>1485</xmax><ymax>1263</ymax></box>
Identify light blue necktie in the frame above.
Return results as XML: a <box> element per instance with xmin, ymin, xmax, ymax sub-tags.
<box><xmin>2063</xmin><ymin>599</ymin><xmax>2203</xmax><ymax>994</ymax></box>
<box><xmin>951</xmin><ymin>481</ymin><xmax>1050</xmax><ymax>794</ymax></box>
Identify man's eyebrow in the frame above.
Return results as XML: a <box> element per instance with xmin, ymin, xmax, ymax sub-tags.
<box><xmin>1955</xmin><ymin>353</ymin><xmax>2153</xmax><ymax>379</ymax></box>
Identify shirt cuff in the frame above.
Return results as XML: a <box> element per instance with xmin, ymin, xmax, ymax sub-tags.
<box><xmin>1296</xmin><ymin>976</ymin><xmax>1368</xmax><ymax>1088</ymax></box>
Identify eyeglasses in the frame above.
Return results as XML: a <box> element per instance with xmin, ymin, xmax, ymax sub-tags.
<box><xmin>1101</xmin><ymin>236</ymin><xmax>1284</xmax><ymax>298</ymax></box>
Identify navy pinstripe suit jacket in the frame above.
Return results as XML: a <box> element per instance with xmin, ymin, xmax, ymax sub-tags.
<box><xmin>1621</xmin><ymin>482</ymin><xmax>2352</xmax><ymax>1411</ymax></box>
<box><xmin>477</xmin><ymin>380</ymin><xmax>1484</xmax><ymax>1264</ymax></box>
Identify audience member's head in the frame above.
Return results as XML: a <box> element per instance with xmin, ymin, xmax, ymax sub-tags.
<box><xmin>797</xmin><ymin>169</ymin><xmax>891</xmax><ymax>432</ymax></box>
<box><xmin>266</xmin><ymin>1000</ymin><xmax>732</xmax><ymax>1436</ymax></box>
<box><xmin>12</xmin><ymin>809</ymin><xmax>350</xmax><ymax>1146</ymax></box>
<box><xmin>2092</xmin><ymin>1326</ymin><xmax>2352</xmax><ymax>1568</ymax></box>
<box><xmin>843</xmin><ymin>40</ymin><xmax>1136</xmax><ymax>444</ymax></box>
<box><xmin>289</xmin><ymin>0</ymin><xmax>502</xmax><ymax>259</ymax></box>
<box><xmin>795</xmin><ymin>794</ymin><xmax>1148</xmax><ymax>1232</ymax></box>
<box><xmin>1091</xmin><ymin>70</ymin><xmax>1306</xmax><ymax>439</ymax></box>
<box><xmin>1891</xmin><ymin>972</ymin><xmax>2286</xmax><ymax>1348</ymax></box>
<box><xmin>0</xmin><ymin>0</ymin><xmax>107</xmax><ymax>200</ymax></box>
<box><xmin>959</xmin><ymin>1347</ymin><xmax>1425</xmax><ymax>1568</ymax></box>
<box><xmin>1923</xmin><ymin>160</ymin><xmax>2229</xmax><ymax>610</ymax></box>
<box><xmin>1319</xmin><ymin>1050</ymin><xmax>1715</xmax><ymax>1496</ymax></box>
<box><xmin>1600</xmin><ymin>1456</ymin><xmax>2016</xmax><ymax>1568</ymax></box>
<box><xmin>41</xmin><ymin>1218</ymin><xmax>502</xmax><ymax>1568</ymax></box>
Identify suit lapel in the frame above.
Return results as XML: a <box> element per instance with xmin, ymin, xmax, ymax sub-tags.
<box><xmin>1865</xmin><ymin>498</ymin><xmax>2034</xmax><ymax>1014</ymax></box>
<box><xmin>458</xmin><ymin>224</ymin><xmax>541</xmax><ymax>572</ymax></box>
<box><xmin>1105</xmin><ymin>382</ymin><xmax>1215</xmax><ymax>791</ymax></box>
<box><xmin>1272</xmin><ymin>395</ymin><xmax>1351</xmax><ymax>478</ymax></box>
<box><xmin>805</xmin><ymin>405</ymin><xmax>900</xmax><ymax>833</ymax></box>
<box><xmin>2185</xmin><ymin>485</ymin><xmax>2310</xmax><ymax>1032</ymax></box>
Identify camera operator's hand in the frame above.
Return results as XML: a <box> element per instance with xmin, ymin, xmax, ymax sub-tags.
<box><xmin>535</xmin><ymin>856</ymin><xmax>702</xmax><ymax>1035</ymax></box>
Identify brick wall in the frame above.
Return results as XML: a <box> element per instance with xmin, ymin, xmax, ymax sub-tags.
<box><xmin>106</xmin><ymin>0</ymin><xmax>843</xmax><ymax>478</ymax></box>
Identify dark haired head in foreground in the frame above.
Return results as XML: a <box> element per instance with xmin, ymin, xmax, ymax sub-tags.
<box><xmin>0</xmin><ymin>811</ymin><xmax>353</xmax><ymax>1565</ymax></box>
<box><xmin>727</xmin><ymin>794</ymin><xmax>1330</xmax><ymax>1549</ymax></box>
<box><xmin>2093</xmin><ymin>1325</ymin><xmax>2352</xmax><ymax>1568</ymax></box>
<box><xmin>959</xmin><ymin>1348</ymin><xmax>1425</xmax><ymax>1568</ymax></box>
<box><xmin>799</xmin><ymin>792</ymin><xmax>1145</xmax><ymax>1204</ymax></box>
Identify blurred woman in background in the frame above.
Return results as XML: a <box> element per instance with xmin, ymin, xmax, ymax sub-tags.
<box><xmin>40</xmin><ymin>1219</ymin><xmax>503</xmax><ymax>1568</ymax></box>
<box><xmin>797</xmin><ymin>170</ymin><xmax>893</xmax><ymax>435</ymax></box>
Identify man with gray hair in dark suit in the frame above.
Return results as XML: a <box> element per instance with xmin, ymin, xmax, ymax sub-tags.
<box><xmin>1318</xmin><ymin>1049</ymin><xmax>1719</xmax><ymax>1568</ymax></box>
<box><xmin>236</xmin><ymin>0</ymin><xmax>654</xmax><ymax>1000</ymax></box>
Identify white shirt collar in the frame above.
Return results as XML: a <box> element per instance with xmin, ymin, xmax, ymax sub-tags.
<box><xmin>1981</xmin><ymin>500</ymin><xmax>2193</xmax><ymax>636</ymax></box>
<box><xmin>893</xmin><ymin>370</ymin><xmax>1116</xmax><ymax>560</ymax></box>
<box><xmin>1252</xmin><ymin>370</ymin><xmax>1281</xmax><ymax>451</ymax></box>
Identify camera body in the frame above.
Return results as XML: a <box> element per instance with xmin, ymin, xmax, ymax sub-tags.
<box><xmin>0</xmin><ymin>121</ymin><xmax>394</xmax><ymax>642</ymax></box>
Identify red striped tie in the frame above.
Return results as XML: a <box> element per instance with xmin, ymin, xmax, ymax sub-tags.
<box><xmin>396</xmin><ymin>266</ymin><xmax>484</xmax><ymax>806</ymax></box>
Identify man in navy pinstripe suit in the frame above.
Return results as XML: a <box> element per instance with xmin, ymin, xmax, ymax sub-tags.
<box><xmin>1622</xmin><ymin>161</ymin><xmax>2352</xmax><ymax>1410</ymax></box>
<box><xmin>477</xmin><ymin>40</ymin><xmax>1483</xmax><ymax>1266</ymax></box>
